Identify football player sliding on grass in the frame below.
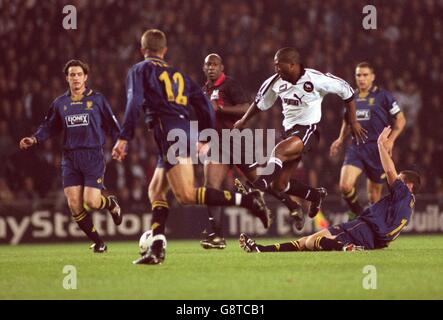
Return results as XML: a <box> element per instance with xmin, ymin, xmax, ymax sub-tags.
<box><xmin>240</xmin><ymin>127</ymin><xmax>421</xmax><ymax>252</ymax></box>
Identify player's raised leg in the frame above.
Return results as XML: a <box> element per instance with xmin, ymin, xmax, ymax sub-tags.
<box><xmin>339</xmin><ymin>165</ymin><xmax>364</xmax><ymax>217</ymax></box>
<box><xmin>252</xmin><ymin>135</ymin><xmax>302</xmax><ymax>191</ymax></box>
<box><xmin>269</xmin><ymin>158</ymin><xmax>306</xmax><ymax>230</ymax></box>
<box><xmin>83</xmin><ymin>187</ymin><xmax>122</xmax><ymax>226</ymax></box>
<box><xmin>81</xmin><ymin>150</ymin><xmax>122</xmax><ymax>225</ymax></box>
<box><xmin>65</xmin><ymin>186</ymin><xmax>106</xmax><ymax>253</ymax></box>
<box><xmin>167</xmin><ymin>158</ymin><xmax>271</xmax><ymax>228</ymax></box>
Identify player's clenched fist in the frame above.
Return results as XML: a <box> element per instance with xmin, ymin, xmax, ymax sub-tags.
<box><xmin>112</xmin><ymin>139</ymin><xmax>128</xmax><ymax>161</ymax></box>
<box><xmin>19</xmin><ymin>136</ymin><xmax>37</xmax><ymax>150</ymax></box>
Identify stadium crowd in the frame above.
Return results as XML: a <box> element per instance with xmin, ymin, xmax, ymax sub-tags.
<box><xmin>1</xmin><ymin>0</ymin><xmax>442</xmax><ymax>211</ymax></box>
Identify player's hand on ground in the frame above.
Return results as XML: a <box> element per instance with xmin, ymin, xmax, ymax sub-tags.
<box><xmin>112</xmin><ymin>139</ymin><xmax>128</xmax><ymax>162</ymax></box>
<box><xmin>377</xmin><ymin>126</ymin><xmax>391</xmax><ymax>149</ymax></box>
<box><xmin>350</xmin><ymin>121</ymin><xmax>368</xmax><ymax>145</ymax></box>
<box><xmin>19</xmin><ymin>137</ymin><xmax>36</xmax><ymax>150</ymax></box>
<box><xmin>329</xmin><ymin>138</ymin><xmax>343</xmax><ymax>157</ymax></box>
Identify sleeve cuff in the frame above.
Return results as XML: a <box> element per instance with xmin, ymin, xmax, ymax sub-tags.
<box><xmin>343</xmin><ymin>95</ymin><xmax>354</xmax><ymax>103</ymax></box>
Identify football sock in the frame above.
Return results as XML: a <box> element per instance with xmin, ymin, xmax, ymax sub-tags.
<box><xmin>151</xmin><ymin>201</ymin><xmax>169</xmax><ymax>236</ymax></box>
<box><xmin>83</xmin><ymin>195</ymin><xmax>112</xmax><ymax>211</ymax></box>
<box><xmin>258</xmin><ymin>240</ymin><xmax>302</xmax><ymax>252</ymax></box>
<box><xmin>266</xmin><ymin>188</ymin><xmax>300</xmax><ymax>211</ymax></box>
<box><xmin>343</xmin><ymin>188</ymin><xmax>363</xmax><ymax>216</ymax></box>
<box><xmin>315</xmin><ymin>236</ymin><xmax>343</xmax><ymax>251</ymax></box>
<box><xmin>99</xmin><ymin>195</ymin><xmax>112</xmax><ymax>210</ymax></box>
<box><xmin>207</xmin><ymin>206</ymin><xmax>224</xmax><ymax>236</ymax></box>
<box><xmin>285</xmin><ymin>179</ymin><xmax>320</xmax><ymax>202</ymax></box>
<box><xmin>196</xmin><ymin>187</ymin><xmax>255</xmax><ymax>209</ymax></box>
<box><xmin>253</xmin><ymin>156</ymin><xmax>284</xmax><ymax>191</ymax></box>
<box><xmin>73</xmin><ymin>209</ymin><xmax>103</xmax><ymax>244</ymax></box>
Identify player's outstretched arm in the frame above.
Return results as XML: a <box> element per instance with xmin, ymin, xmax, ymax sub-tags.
<box><xmin>330</xmin><ymin>119</ymin><xmax>350</xmax><ymax>157</ymax></box>
<box><xmin>218</xmin><ymin>103</ymin><xmax>250</xmax><ymax>116</ymax></box>
<box><xmin>385</xmin><ymin>111</ymin><xmax>406</xmax><ymax>156</ymax></box>
<box><xmin>233</xmin><ymin>102</ymin><xmax>260</xmax><ymax>129</ymax></box>
<box><xmin>377</xmin><ymin>126</ymin><xmax>398</xmax><ymax>186</ymax></box>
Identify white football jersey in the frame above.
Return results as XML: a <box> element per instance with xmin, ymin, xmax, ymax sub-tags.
<box><xmin>255</xmin><ymin>68</ymin><xmax>354</xmax><ymax>130</ymax></box>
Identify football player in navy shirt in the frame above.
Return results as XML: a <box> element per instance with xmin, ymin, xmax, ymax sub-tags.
<box><xmin>112</xmin><ymin>29</ymin><xmax>271</xmax><ymax>265</ymax></box>
<box><xmin>330</xmin><ymin>62</ymin><xmax>406</xmax><ymax>217</ymax></box>
<box><xmin>240</xmin><ymin>127</ymin><xmax>420</xmax><ymax>253</ymax></box>
<box><xmin>19</xmin><ymin>60</ymin><xmax>122</xmax><ymax>253</ymax></box>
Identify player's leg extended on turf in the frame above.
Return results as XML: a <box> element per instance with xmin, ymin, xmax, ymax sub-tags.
<box><xmin>366</xmin><ymin>179</ymin><xmax>383</xmax><ymax>204</ymax></box>
<box><xmin>243</xmin><ymin>228</ymin><xmax>355</xmax><ymax>253</ymax></box>
<box><xmin>148</xmin><ymin>167</ymin><xmax>170</xmax><ymax>237</ymax></box>
<box><xmin>261</xmin><ymin>237</ymin><xmax>308</xmax><ymax>252</ymax></box>
<box><xmin>304</xmin><ymin>229</ymin><xmax>344</xmax><ymax>251</ymax></box>
<box><xmin>167</xmin><ymin>158</ymin><xmax>269</xmax><ymax>226</ymax></box>
<box><xmin>65</xmin><ymin>186</ymin><xmax>104</xmax><ymax>245</ymax></box>
<box><xmin>340</xmin><ymin>165</ymin><xmax>364</xmax><ymax>216</ymax></box>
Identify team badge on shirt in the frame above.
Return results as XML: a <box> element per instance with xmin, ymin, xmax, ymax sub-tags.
<box><xmin>303</xmin><ymin>81</ymin><xmax>314</xmax><ymax>92</ymax></box>
<box><xmin>86</xmin><ymin>101</ymin><xmax>93</xmax><ymax>110</ymax></box>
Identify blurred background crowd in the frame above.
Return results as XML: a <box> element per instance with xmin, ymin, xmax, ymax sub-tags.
<box><xmin>1</xmin><ymin>0</ymin><xmax>442</xmax><ymax>212</ymax></box>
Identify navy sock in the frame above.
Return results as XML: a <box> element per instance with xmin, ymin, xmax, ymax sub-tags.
<box><xmin>151</xmin><ymin>201</ymin><xmax>169</xmax><ymax>236</ymax></box>
<box><xmin>74</xmin><ymin>209</ymin><xmax>102</xmax><ymax>244</ymax></box>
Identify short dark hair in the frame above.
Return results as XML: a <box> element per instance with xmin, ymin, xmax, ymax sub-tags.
<box><xmin>356</xmin><ymin>61</ymin><xmax>375</xmax><ymax>73</ymax></box>
<box><xmin>400</xmin><ymin>170</ymin><xmax>422</xmax><ymax>194</ymax></box>
<box><xmin>275</xmin><ymin>47</ymin><xmax>301</xmax><ymax>64</ymax></box>
<box><xmin>141</xmin><ymin>29</ymin><xmax>167</xmax><ymax>53</ymax></box>
<box><xmin>63</xmin><ymin>59</ymin><xmax>89</xmax><ymax>75</ymax></box>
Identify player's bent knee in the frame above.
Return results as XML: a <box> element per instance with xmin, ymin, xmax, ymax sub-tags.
<box><xmin>304</xmin><ymin>236</ymin><xmax>317</xmax><ymax>251</ymax></box>
<box><xmin>67</xmin><ymin>200</ymin><xmax>83</xmax><ymax>215</ymax></box>
<box><xmin>297</xmin><ymin>237</ymin><xmax>308</xmax><ymax>250</ymax></box>
<box><xmin>148</xmin><ymin>189</ymin><xmax>167</xmax><ymax>202</ymax></box>
<box><xmin>84</xmin><ymin>198</ymin><xmax>100</xmax><ymax>211</ymax></box>
<box><xmin>339</xmin><ymin>183</ymin><xmax>353</xmax><ymax>195</ymax></box>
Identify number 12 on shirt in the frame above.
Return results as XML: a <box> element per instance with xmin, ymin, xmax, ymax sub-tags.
<box><xmin>159</xmin><ymin>71</ymin><xmax>188</xmax><ymax>106</ymax></box>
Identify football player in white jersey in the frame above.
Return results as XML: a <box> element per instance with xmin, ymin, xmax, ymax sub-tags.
<box><xmin>234</xmin><ymin>47</ymin><xmax>367</xmax><ymax>229</ymax></box>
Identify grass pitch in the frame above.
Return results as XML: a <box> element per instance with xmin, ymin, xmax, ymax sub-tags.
<box><xmin>1</xmin><ymin>236</ymin><xmax>442</xmax><ymax>300</ymax></box>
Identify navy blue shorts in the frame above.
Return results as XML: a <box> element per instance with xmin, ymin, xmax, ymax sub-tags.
<box><xmin>153</xmin><ymin>116</ymin><xmax>194</xmax><ymax>171</ymax></box>
<box><xmin>343</xmin><ymin>142</ymin><xmax>385</xmax><ymax>183</ymax></box>
<box><xmin>328</xmin><ymin>218</ymin><xmax>376</xmax><ymax>250</ymax></box>
<box><xmin>62</xmin><ymin>149</ymin><xmax>105</xmax><ymax>189</ymax></box>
